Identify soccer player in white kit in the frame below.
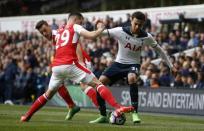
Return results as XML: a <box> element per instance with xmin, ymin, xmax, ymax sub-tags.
<box><xmin>90</xmin><ymin>11</ymin><xmax>176</xmax><ymax>124</ymax></box>
<box><xmin>21</xmin><ymin>12</ymin><xmax>134</xmax><ymax>122</ymax></box>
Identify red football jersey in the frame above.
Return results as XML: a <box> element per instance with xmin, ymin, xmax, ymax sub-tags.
<box><xmin>51</xmin><ymin>24</ymin><xmax>91</xmax><ymax>67</ymax></box>
<box><xmin>51</xmin><ymin>24</ymin><xmax>78</xmax><ymax>66</ymax></box>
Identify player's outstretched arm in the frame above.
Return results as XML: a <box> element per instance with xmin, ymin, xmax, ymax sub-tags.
<box><xmin>154</xmin><ymin>44</ymin><xmax>174</xmax><ymax>71</ymax></box>
<box><xmin>80</xmin><ymin>22</ymin><xmax>105</xmax><ymax>39</ymax></box>
<box><xmin>154</xmin><ymin>44</ymin><xmax>178</xmax><ymax>76</ymax></box>
<box><xmin>145</xmin><ymin>33</ymin><xmax>175</xmax><ymax>72</ymax></box>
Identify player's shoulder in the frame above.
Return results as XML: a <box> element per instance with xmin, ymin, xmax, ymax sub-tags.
<box><xmin>73</xmin><ymin>24</ymin><xmax>84</xmax><ymax>31</ymax></box>
<box><xmin>59</xmin><ymin>24</ymin><xmax>76</xmax><ymax>31</ymax></box>
<box><xmin>122</xmin><ymin>26</ymin><xmax>148</xmax><ymax>38</ymax></box>
<box><xmin>122</xmin><ymin>26</ymin><xmax>132</xmax><ymax>36</ymax></box>
<box><xmin>73</xmin><ymin>24</ymin><xmax>82</xmax><ymax>28</ymax></box>
<box><xmin>109</xmin><ymin>26</ymin><xmax>123</xmax><ymax>32</ymax></box>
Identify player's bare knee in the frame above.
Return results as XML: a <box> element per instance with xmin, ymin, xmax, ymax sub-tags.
<box><xmin>99</xmin><ymin>75</ymin><xmax>109</xmax><ymax>85</ymax></box>
<box><xmin>128</xmin><ymin>73</ymin><xmax>137</xmax><ymax>84</ymax></box>
<box><xmin>87</xmin><ymin>77</ymin><xmax>101</xmax><ymax>88</ymax></box>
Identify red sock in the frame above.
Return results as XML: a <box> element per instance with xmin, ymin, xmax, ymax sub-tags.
<box><xmin>26</xmin><ymin>94</ymin><xmax>48</xmax><ymax>117</ymax></box>
<box><xmin>84</xmin><ymin>86</ymin><xmax>98</xmax><ymax>107</ymax></box>
<box><xmin>96</xmin><ymin>85</ymin><xmax>121</xmax><ymax>109</ymax></box>
<box><xmin>58</xmin><ymin>85</ymin><xmax>75</xmax><ymax>108</ymax></box>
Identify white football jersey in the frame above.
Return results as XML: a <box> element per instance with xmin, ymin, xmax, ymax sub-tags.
<box><xmin>105</xmin><ymin>26</ymin><xmax>157</xmax><ymax>64</ymax></box>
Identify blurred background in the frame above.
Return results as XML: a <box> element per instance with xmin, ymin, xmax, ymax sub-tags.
<box><xmin>0</xmin><ymin>0</ymin><xmax>203</xmax><ymax>16</ymax></box>
<box><xmin>0</xmin><ymin>0</ymin><xmax>204</xmax><ymax>115</ymax></box>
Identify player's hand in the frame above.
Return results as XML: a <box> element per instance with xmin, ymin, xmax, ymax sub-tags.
<box><xmin>95</xmin><ymin>20</ymin><xmax>105</xmax><ymax>30</ymax></box>
<box><xmin>97</xmin><ymin>22</ymin><xmax>105</xmax><ymax>29</ymax></box>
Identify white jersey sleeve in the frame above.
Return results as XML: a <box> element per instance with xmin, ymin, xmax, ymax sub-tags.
<box><xmin>72</xmin><ymin>24</ymin><xmax>87</xmax><ymax>43</ymax></box>
<box><xmin>52</xmin><ymin>30</ymin><xmax>57</xmax><ymax>36</ymax></box>
<box><xmin>143</xmin><ymin>33</ymin><xmax>158</xmax><ymax>48</ymax></box>
<box><xmin>73</xmin><ymin>24</ymin><xmax>86</xmax><ymax>34</ymax></box>
<box><xmin>142</xmin><ymin>33</ymin><xmax>173</xmax><ymax>68</ymax></box>
<box><xmin>103</xmin><ymin>27</ymin><xmax>122</xmax><ymax>39</ymax></box>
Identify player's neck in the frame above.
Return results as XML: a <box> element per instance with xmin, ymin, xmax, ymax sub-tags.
<box><xmin>66</xmin><ymin>20</ymin><xmax>74</xmax><ymax>26</ymax></box>
<box><xmin>130</xmin><ymin>28</ymin><xmax>140</xmax><ymax>36</ymax></box>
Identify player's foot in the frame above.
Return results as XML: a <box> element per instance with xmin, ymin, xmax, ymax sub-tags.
<box><xmin>132</xmin><ymin>112</ymin><xmax>141</xmax><ymax>123</ymax></box>
<box><xmin>20</xmin><ymin>115</ymin><xmax>30</xmax><ymax>122</ymax></box>
<box><xmin>89</xmin><ymin>115</ymin><xmax>108</xmax><ymax>124</ymax></box>
<box><xmin>65</xmin><ymin>106</ymin><xmax>80</xmax><ymax>120</ymax></box>
<box><xmin>115</xmin><ymin>106</ymin><xmax>134</xmax><ymax>115</ymax></box>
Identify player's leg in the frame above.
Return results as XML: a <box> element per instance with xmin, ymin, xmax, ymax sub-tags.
<box><xmin>89</xmin><ymin>62</ymin><xmax>129</xmax><ymax>123</ymax></box>
<box><xmin>80</xmin><ymin>82</ymin><xmax>99</xmax><ymax>107</ymax></box>
<box><xmin>71</xmin><ymin>65</ymin><xmax>121</xmax><ymax>109</ymax></box>
<box><xmin>57</xmin><ymin>85</ymin><xmax>80</xmax><ymax>120</ymax></box>
<box><xmin>78</xmin><ymin>79</ymin><xmax>107</xmax><ymax>123</ymax></box>
<box><xmin>71</xmin><ymin>62</ymin><xmax>103</xmax><ymax>109</ymax></box>
<box><xmin>98</xmin><ymin>75</ymin><xmax>111</xmax><ymax>116</ymax></box>
<box><xmin>21</xmin><ymin>85</ymin><xmax>59</xmax><ymax>122</ymax></box>
<box><xmin>89</xmin><ymin>75</ymin><xmax>110</xmax><ymax>123</ymax></box>
<box><xmin>58</xmin><ymin>85</ymin><xmax>75</xmax><ymax>108</ymax></box>
<box><xmin>21</xmin><ymin>66</ymin><xmax>64</xmax><ymax>122</ymax></box>
<box><xmin>72</xmin><ymin>62</ymin><xmax>134</xmax><ymax>120</ymax></box>
<box><xmin>78</xmin><ymin>61</ymin><xmax>109</xmax><ymax>123</ymax></box>
<box><xmin>86</xmin><ymin>77</ymin><xmax>134</xmax><ymax>114</ymax></box>
<box><xmin>127</xmin><ymin>65</ymin><xmax>141</xmax><ymax>123</ymax></box>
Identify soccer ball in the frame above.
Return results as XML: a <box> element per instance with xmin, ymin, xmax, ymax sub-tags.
<box><xmin>109</xmin><ymin>111</ymin><xmax>126</xmax><ymax>125</ymax></box>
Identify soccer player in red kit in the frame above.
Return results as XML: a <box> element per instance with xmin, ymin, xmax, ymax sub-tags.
<box><xmin>52</xmin><ymin>21</ymin><xmax>100</xmax><ymax>120</ymax></box>
<box><xmin>21</xmin><ymin>21</ymin><xmax>98</xmax><ymax>121</ymax></box>
<box><xmin>21</xmin><ymin>12</ymin><xmax>134</xmax><ymax>122</ymax></box>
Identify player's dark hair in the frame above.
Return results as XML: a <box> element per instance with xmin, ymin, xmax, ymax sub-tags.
<box><xmin>132</xmin><ymin>11</ymin><xmax>146</xmax><ymax>21</ymax></box>
<box><xmin>35</xmin><ymin>20</ymin><xmax>48</xmax><ymax>30</ymax></box>
<box><xmin>68</xmin><ymin>12</ymin><xmax>84</xmax><ymax>20</ymax></box>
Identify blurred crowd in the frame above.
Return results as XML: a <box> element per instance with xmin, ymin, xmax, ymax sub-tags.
<box><xmin>0</xmin><ymin>14</ymin><xmax>204</xmax><ymax>105</ymax></box>
<box><xmin>0</xmin><ymin>31</ymin><xmax>52</xmax><ymax>104</ymax></box>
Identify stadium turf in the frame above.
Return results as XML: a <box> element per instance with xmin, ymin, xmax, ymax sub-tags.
<box><xmin>0</xmin><ymin>104</ymin><xmax>204</xmax><ymax>131</ymax></box>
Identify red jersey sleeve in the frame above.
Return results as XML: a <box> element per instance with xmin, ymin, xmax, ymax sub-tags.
<box><xmin>81</xmin><ymin>47</ymin><xmax>91</xmax><ymax>62</ymax></box>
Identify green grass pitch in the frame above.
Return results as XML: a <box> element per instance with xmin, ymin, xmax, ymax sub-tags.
<box><xmin>0</xmin><ymin>104</ymin><xmax>204</xmax><ymax>131</ymax></box>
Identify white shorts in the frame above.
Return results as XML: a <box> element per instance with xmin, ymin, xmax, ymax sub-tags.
<box><xmin>85</xmin><ymin>61</ymin><xmax>93</xmax><ymax>71</ymax></box>
<box><xmin>48</xmin><ymin>63</ymin><xmax>95</xmax><ymax>91</ymax></box>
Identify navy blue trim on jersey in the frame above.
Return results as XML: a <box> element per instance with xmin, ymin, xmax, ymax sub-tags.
<box><xmin>138</xmin><ymin>29</ymin><xmax>148</xmax><ymax>38</ymax></box>
<box><xmin>152</xmin><ymin>44</ymin><xmax>158</xmax><ymax>48</ymax></box>
<box><xmin>122</xmin><ymin>26</ymin><xmax>133</xmax><ymax>36</ymax></box>
<box><xmin>102</xmin><ymin>62</ymin><xmax>140</xmax><ymax>86</ymax></box>
<box><xmin>122</xmin><ymin>26</ymin><xmax>148</xmax><ymax>38</ymax></box>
